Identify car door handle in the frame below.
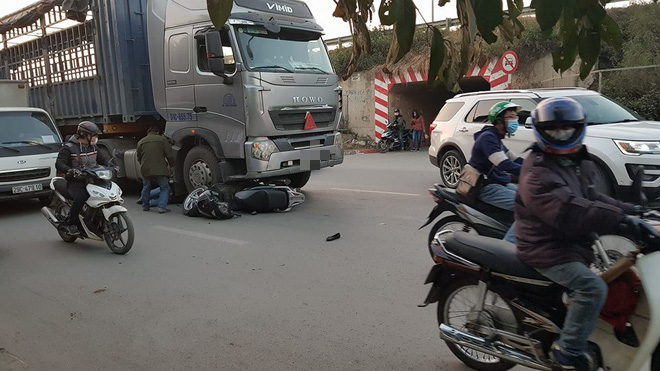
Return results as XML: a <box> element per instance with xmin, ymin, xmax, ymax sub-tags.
<box><xmin>193</xmin><ymin>106</ymin><xmax>207</xmax><ymax>113</ymax></box>
<box><xmin>458</xmin><ymin>127</ymin><xmax>469</xmax><ymax>133</ymax></box>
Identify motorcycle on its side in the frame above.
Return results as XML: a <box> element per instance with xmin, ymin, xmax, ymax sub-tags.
<box><xmin>419</xmin><ymin>168</ymin><xmax>660</xmax><ymax>370</ymax></box>
<box><xmin>41</xmin><ymin>166</ymin><xmax>134</xmax><ymax>254</ymax></box>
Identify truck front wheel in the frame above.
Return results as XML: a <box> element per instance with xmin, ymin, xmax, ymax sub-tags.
<box><xmin>183</xmin><ymin>145</ymin><xmax>222</xmax><ymax>193</ymax></box>
<box><xmin>287</xmin><ymin>171</ymin><xmax>311</xmax><ymax>189</ymax></box>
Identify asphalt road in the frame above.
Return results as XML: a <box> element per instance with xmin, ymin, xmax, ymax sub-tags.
<box><xmin>0</xmin><ymin>150</ymin><xmax>480</xmax><ymax>370</ymax></box>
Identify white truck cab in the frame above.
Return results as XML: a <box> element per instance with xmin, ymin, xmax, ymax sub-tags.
<box><xmin>0</xmin><ymin>81</ymin><xmax>62</xmax><ymax>203</ymax></box>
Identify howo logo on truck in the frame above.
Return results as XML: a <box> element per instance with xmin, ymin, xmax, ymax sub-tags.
<box><xmin>293</xmin><ymin>96</ymin><xmax>324</xmax><ymax>103</ymax></box>
<box><xmin>267</xmin><ymin>2</ymin><xmax>294</xmax><ymax>13</ymax></box>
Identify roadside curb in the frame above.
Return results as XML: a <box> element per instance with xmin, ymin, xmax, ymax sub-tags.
<box><xmin>345</xmin><ymin>149</ymin><xmax>380</xmax><ymax>155</ymax></box>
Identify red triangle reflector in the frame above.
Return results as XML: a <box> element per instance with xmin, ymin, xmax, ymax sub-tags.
<box><xmin>304</xmin><ymin>112</ymin><xmax>317</xmax><ymax>130</ymax></box>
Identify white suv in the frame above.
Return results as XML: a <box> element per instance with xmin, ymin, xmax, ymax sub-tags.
<box><xmin>428</xmin><ymin>88</ymin><xmax>660</xmax><ymax>203</ymax></box>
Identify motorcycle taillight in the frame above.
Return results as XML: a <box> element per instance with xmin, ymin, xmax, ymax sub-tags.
<box><xmin>429</xmin><ymin>190</ymin><xmax>443</xmax><ymax>204</ymax></box>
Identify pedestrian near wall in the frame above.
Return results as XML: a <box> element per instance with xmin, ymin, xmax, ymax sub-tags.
<box><xmin>410</xmin><ymin>110</ymin><xmax>426</xmax><ymax>151</ymax></box>
<box><xmin>137</xmin><ymin>126</ymin><xmax>175</xmax><ymax>213</ymax></box>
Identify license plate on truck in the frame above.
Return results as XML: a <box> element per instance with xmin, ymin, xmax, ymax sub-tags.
<box><xmin>12</xmin><ymin>184</ymin><xmax>43</xmax><ymax>194</ymax></box>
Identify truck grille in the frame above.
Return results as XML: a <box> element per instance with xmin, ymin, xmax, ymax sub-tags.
<box><xmin>0</xmin><ymin>168</ymin><xmax>51</xmax><ymax>183</ymax></box>
<box><xmin>269</xmin><ymin>108</ymin><xmax>336</xmax><ymax>131</ymax></box>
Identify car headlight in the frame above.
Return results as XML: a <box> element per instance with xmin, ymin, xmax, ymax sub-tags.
<box><xmin>614</xmin><ymin>140</ymin><xmax>660</xmax><ymax>155</ymax></box>
<box><xmin>251</xmin><ymin>140</ymin><xmax>279</xmax><ymax>161</ymax></box>
<box><xmin>334</xmin><ymin>132</ymin><xmax>343</xmax><ymax>151</ymax></box>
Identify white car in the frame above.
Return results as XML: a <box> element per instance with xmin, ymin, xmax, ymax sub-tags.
<box><xmin>428</xmin><ymin>88</ymin><xmax>660</xmax><ymax>203</ymax></box>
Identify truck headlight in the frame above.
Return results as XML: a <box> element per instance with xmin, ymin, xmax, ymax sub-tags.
<box><xmin>614</xmin><ymin>140</ymin><xmax>660</xmax><ymax>155</ymax></box>
<box><xmin>334</xmin><ymin>132</ymin><xmax>343</xmax><ymax>151</ymax></box>
<box><xmin>251</xmin><ymin>140</ymin><xmax>279</xmax><ymax>161</ymax></box>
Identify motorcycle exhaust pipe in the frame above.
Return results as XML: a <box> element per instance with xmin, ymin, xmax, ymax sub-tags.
<box><xmin>41</xmin><ymin>206</ymin><xmax>60</xmax><ymax>227</ymax></box>
<box><xmin>439</xmin><ymin>324</ymin><xmax>552</xmax><ymax>371</ymax></box>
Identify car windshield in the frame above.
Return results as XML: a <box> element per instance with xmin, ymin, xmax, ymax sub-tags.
<box><xmin>565</xmin><ymin>94</ymin><xmax>642</xmax><ymax>125</ymax></box>
<box><xmin>0</xmin><ymin>111</ymin><xmax>61</xmax><ymax>147</ymax></box>
<box><xmin>235</xmin><ymin>26</ymin><xmax>333</xmax><ymax>74</ymax></box>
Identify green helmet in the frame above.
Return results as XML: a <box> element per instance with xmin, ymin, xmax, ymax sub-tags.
<box><xmin>488</xmin><ymin>101</ymin><xmax>521</xmax><ymax>123</ymax></box>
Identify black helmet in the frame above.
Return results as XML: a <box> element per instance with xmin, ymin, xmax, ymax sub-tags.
<box><xmin>77</xmin><ymin>121</ymin><xmax>102</xmax><ymax>137</ymax></box>
<box><xmin>196</xmin><ymin>190</ymin><xmax>234</xmax><ymax>220</ymax></box>
<box><xmin>531</xmin><ymin>97</ymin><xmax>586</xmax><ymax>155</ymax></box>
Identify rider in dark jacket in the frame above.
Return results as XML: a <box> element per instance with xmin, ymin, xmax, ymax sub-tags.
<box><xmin>55</xmin><ymin>121</ymin><xmax>109</xmax><ymax>235</ymax></box>
<box><xmin>515</xmin><ymin>97</ymin><xmax>637</xmax><ymax>370</ymax></box>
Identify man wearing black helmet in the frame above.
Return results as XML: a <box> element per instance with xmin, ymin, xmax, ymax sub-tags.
<box><xmin>55</xmin><ymin>121</ymin><xmax>111</xmax><ymax>235</ymax></box>
<box><xmin>515</xmin><ymin>97</ymin><xmax>639</xmax><ymax>370</ymax></box>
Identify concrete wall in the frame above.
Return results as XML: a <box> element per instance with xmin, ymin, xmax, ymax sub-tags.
<box><xmin>513</xmin><ymin>55</ymin><xmax>596</xmax><ymax>89</ymax></box>
<box><xmin>338</xmin><ymin>70</ymin><xmax>377</xmax><ymax>138</ymax></box>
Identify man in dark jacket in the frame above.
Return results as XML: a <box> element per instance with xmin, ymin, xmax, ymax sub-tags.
<box><xmin>137</xmin><ymin>126</ymin><xmax>175</xmax><ymax>213</ymax></box>
<box><xmin>516</xmin><ymin>97</ymin><xmax>638</xmax><ymax>370</ymax></box>
<box><xmin>391</xmin><ymin>108</ymin><xmax>406</xmax><ymax>150</ymax></box>
<box><xmin>469</xmin><ymin>101</ymin><xmax>523</xmax><ymax>242</ymax></box>
<box><xmin>55</xmin><ymin>121</ymin><xmax>109</xmax><ymax>235</ymax></box>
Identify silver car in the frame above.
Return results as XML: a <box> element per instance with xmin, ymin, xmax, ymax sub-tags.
<box><xmin>428</xmin><ymin>88</ymin><xmax>660</xmax><ymax>202</ymax></box>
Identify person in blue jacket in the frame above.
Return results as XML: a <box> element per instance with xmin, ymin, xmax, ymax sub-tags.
<box><xmin>468</xmin><ymin>101</ymin><xmax>523</xmax><ymax>242</ymax></box>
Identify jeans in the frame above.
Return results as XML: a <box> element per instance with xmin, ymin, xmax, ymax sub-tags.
<box><xmin>397</xmin><ymin>129</ymin><xmax>405</xmax><ymax>149</ymax></box>
<box><xmin>479</xmin><ymin>183</ymin><xmax>517</xmax><ymax>243</ymax></box>
<box><xmin>535</xmin><ymin>262</ymin><xmax>608</xmax><ymax>356</ymax></box>
<box><xmin>67</xmin><ymin>181</ymin><xmax>89</xmax><ymax>226</ymax></box>
<box><xmin>141</xmin><ymin>176</ymin><xmax>169</xmax><ymax>210</ymax></box>
<box><xmin>412</xmin><ymin>130</ymin><xmax>422</xmax><ymax>149</ymax></box>
<box><xmin>142</xmin><ymin>187</ymin><xmax>162</xmax><ymax>207</ymax></box>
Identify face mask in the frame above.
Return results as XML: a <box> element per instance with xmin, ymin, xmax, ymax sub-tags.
<box><xmin>90</xmin><ymin>137</ymin><xmax>98</xmax><ymax>145</ymax></box>
<box><xmin>545</xmin><ymin>127</ymin><xmax>576</xmax><ymax>141</ymax></box>
<box><xmin>506</xmin><ymin>120</ymin><xmax>519</xmax><ymax>135</ymax></box>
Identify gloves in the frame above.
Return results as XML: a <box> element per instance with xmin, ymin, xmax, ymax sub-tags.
<box><xmin>620</xmin><ymin>215</ymin><xmax>645</xmax><ymax>238</ymax></box>
<box><xmin>67</xmin><ymin>168</ymin><xmax>83</xmax><ymax>178</ymax></box>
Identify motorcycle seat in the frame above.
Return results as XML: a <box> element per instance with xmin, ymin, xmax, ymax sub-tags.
<box><xmin>443</xmin><ymin>231</ymin><xmax>550</xmax><ymax>282</ymax></box>
<box><xmin>437</xmin><ymin>187</ymin><xmax>514</xmax><ymax>225</ymax></box>
<box><xmin>53</xmin><ymin>178</ymin><xmax>72</xmax><ymax>200</ymax></box>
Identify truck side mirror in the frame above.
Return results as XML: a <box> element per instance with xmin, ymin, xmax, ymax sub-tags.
<box><xmin>205</xmin><ymin>30</ymin><xmax>226</xmax><ymax>77</ymax></box>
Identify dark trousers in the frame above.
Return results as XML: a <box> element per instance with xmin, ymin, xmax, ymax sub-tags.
<box><xmin>67</xmin><ymin>181</ymin><xmax>89</xmax><ymax>225</ymax></box>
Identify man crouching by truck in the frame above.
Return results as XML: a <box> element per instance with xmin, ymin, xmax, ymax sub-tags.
<box><xmin>55</xmin><ymin>121</ymin><xmax>110</xmax><ymax>236</ymax></box>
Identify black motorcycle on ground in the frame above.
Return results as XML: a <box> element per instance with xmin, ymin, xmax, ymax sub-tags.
<box><xmin>377</xmin><ymin>122</ymin><xmax>412</xmax><ymax>153</ymax></box>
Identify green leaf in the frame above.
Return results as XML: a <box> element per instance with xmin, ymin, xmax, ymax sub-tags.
<box><xmin>578</xmin><ymin>26</ymin><xmax>601</xmax><ymax>79</ymax></box>
<box><xmin>558</xmin><ymin>7</ymin><xmax>576</xmax><ymax>45</ymax></box>
<box><xmin>599</xmin><ymin>14</ymin><xmax>622</xmax><ymax>50</ymax></box>
<box><xmin>586</xmin><ymin>4</ymin><xmax>606</xmax><ymax>25</ymax></box>
<box><xmin>514</xmin><ymin>0</ymin><xmax>524</xmax><ymax>11</ymax></box>
<box><xmin>474</xmin><ymin>0</ymin><xmax>503</xmax><ymax>44</ymax></box>
<box><xmin>457</xmin><ymin>0</ymin><xmax>477</xmax><ymax>42</ymax></box>
<box><xmin>438</xmin><ymin>0</ymin><xmax>451</xmax><ymax>6</ymax></box>
<box><xmin>392</xmin><ymin>0</ymin><xmax>416</xmax><ymax>61</ymax></box>
<box><xmin>206</xmin><ymin>0</ymin><xmax>233</xmax><ymax>28</ymax></box>
<box><xmin>507</xmin><ymin>0</ymin><xmax>521</xmax><ymax>18</ymax></box>
<box><xmin>378</xmin><ymin>0</ymin><xmax>395</xmax><ymax>26</ymax></box>
<box><xmin>458</xmin><ymin>28</ymin><xmax>471</xmax><ymax>78</ymax></box>
<box><xmin>535</xmin><ymin>0</ymin><xmax>564</xmax><ymax>31</ymax></box>
<box><xmin>428</xmin><ymin>27</ymin><xmax>446</xmax><ymax>84</ymax></box>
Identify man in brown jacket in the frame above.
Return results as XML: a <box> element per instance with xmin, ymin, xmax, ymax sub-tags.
<box><xmin>137</xmin><ymin>126</ymin><xmax>175</xmax><ymax>213</ymax></box>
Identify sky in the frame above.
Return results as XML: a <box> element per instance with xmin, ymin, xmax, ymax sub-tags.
<box><xmin>0</xmin><ymin>0</ymin><xmax>633</xmax><ymax>41</ymax></box>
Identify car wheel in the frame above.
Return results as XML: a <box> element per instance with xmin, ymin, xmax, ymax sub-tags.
<box><xmin>592</xmin><ymin>164</ymin><xmax>615</xmax><ymax>197</ymax></box>
<box><xmin>440</xmin><ymin>150</ymin><xmax>465</xmax><ymax>188</ymax></box>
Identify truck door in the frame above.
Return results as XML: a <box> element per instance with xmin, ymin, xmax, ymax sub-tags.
<box><xmin>164</xmin><ymin>27</ymin><xmax>197</xmax><ymax>125</ymax></box>
<box><xmin>193</xmin><ymin>27</ymin><xmax>246</xmax><ymax>159</ymax></box>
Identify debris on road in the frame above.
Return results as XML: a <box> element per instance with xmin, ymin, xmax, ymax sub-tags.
<box><xmin>93</xmin><ymin>288</ymin><xmax>107</xmax><ymax>294</ymax></box>
<box><xmin>326</xmin><ymin>233</ymin><xmax>341</xmax><ymax>242</ymax></box>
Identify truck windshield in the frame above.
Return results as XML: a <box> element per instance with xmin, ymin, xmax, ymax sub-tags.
<box><xmin>0</xmin><ymin>112</ymin><xmax>61</xmax><ymax>148</ymax></box>
<box><xmin>566</xmin><ymin>94</ymin><xmax>642</xmax><ymax>125</ymax></box>
<box><xmin>235</xmin><ymin>26</ymin><xmax>333</xmax><ymax>74</ymax></box>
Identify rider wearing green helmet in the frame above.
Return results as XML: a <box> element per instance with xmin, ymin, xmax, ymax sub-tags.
<box><xmin>467</xmin><ymin>101</ymin><xmax>523</xmax><ymax>242</ymax></box>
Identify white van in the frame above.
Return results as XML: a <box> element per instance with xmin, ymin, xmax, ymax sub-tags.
<box><xmin>0</xmin><ymin>81</ymin><xmax>62</xmax><ymax>203</ymax></box>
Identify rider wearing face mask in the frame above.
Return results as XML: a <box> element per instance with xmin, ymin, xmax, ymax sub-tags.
<box><xmin>55</xmin><ymin>121</ymin><xmax>110</xmax><ymax>236</ymax></box>
<box><xmin>468</xmin><ymin>101</ymin><xmax>523</xmax><ymax>242</ymax></box>
<box><xmin>516</xmin><ymin>97</ymin><xmax>638</xmax><ymax>370</ymax></box>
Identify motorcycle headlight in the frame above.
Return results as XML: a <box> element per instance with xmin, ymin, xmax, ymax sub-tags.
<box><xmin>251</xmin><ymin>140</ymin><xmax>279</xmax><ymax>161</ymax></box>
<box><xmin>96</xmin><ymin>169</ymin><xmax>112</xmax><ymax>180</ymax></box>
<box><xmin>615</xmin><ymin>140</ymin><xmax>660</xmax><ymax>155</ymax></box>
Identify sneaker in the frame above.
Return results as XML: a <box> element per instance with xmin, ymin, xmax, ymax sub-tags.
<box><xmin>156</xmin><ymin>207</ymin><xmax>171</xmax><ymax>214</ymax></box>
<box><xmin>59</xmin><ymin>224</ymin><xmax>80</xmax><ymax>236</ymax></box>
<box><xmin>550</xmin><ymin>343</ymin><xmax>594</xmax><ymax>371</ymax></box>
<box><xmin>136</xmin><ymin>198</ymin><xmax>143</xmax><ymax>205</ymax></box>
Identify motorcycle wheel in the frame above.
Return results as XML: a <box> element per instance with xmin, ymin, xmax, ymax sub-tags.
<box><xmin>377</xmin><ymin>140</ymin><xmax>389</xmax><ymax>153</ymax></box>
<box><xmin>428</xmin><ymin>216</ymin><xmax>476</xmax><ymax>257</ymax></box>
<box><xmin>55</xmin><ymin>203</ymin><xmax>77</xmax><ymax>243</ymax></box>
<box><xmin>438</xmin><ymin>278</ymin><xmax>519</xmax><ymax>371</ymax></box>
<box><xmin>104</xmin><ymin>212</ymin><xmax>134</xmax><ymax>255</ymax></box>
<box><xmin>183</xmin><ymin>187</ymin><xmax>206</xmax><ymax>217</ymax></box>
